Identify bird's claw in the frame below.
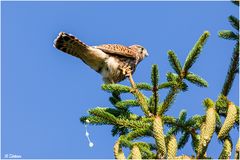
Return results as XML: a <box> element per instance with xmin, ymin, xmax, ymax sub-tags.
<box><xmin>120</xmin><ymin>66</ymin><xmax>132</xmax><ymax>77</ymax></box>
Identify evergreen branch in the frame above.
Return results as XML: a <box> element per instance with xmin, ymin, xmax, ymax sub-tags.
<box><xmin>133</xmin><ymin>90</ymin><xmax>152</xmax><ymax>117</ymax></box>
<box><xmin>218</xmin><ymin>102</ymin><xmax>237</xmax><ymax>139</ymax></box>
<box><xmin>124</xmin><ymin>128</ymin><xmax>152</xmax><ymax>141</ymax></box>
<box><xmin>185</xmin><ymin>115</ymin><xmax>205</xmax><ymax>129</ymax></box>
<box><xmin>219</xmin><ymin>30</ymin><xmax>238</xmax><ymax>40</ymax></box>
<box><xmin>102</xmin><ymin>84</ymin><xmax>131</xmax><ymax>93</ymax></box>
<box><xmin>122</xmin><ymin>138</ymin><xmax>157</xmax><ymax>158</ymax></box>
<box><xmin>215</xmin><ymin>94</ymin><xmax>228</xmax><ymax>115</ymax></box>
<box><xmin>166</xmin><ymin>73</ymin><xmax>188</xmax><ymax>91</ymax></box>
<box><xmin>183</xmin><ymin>31</ymin><xmax>210</xmax><ymax>73</ymax></box>
<box><xmin>178</xmin><ymin>132</ymin><xmax>190</xmax><ymax>149</ymax></box>
<box><xmin>109</xmin><ymin>97</ymin><xmax>120</xmax><ymax>106</ymax></box>
<box><xmin>185</xmin><ymin>72</ymin><xmax>208</xmax><ymax>87</ymax></box>
<box><xmin>219</xmin><ymin>138</ymin><xmax>233</xmax><ymax>159</ymax></box>
<box><xmin>112</xmin><ymin>90</ymin><xmax>121</xmax><ymax>99</ymax></box>
<box><xmin>115</xmin><ymin>100</ymin><xmax>139</xmax><ymax>109</ymax></box>
<box><xmin>168</xmin><ymin>50</ymin><xmax>182</xmax><ymax>75</ymax></box>
<box><xmin>164</xmin><ymin>114</ymin><xmax>202</xmax><ymax>135</ymax></box>
<box><xmin>158</xmin><ymin>88</ymin><xmax>179</xmax><ymax>115</ymax></box>
<box><xmin>215</xmin><ymin>113</ymin><xmax>223</xmax><ymax>133</ymax></box>
<box><xmin>167</xmin><ymin>135</ymin><xmax>178</xmax><ymax>159</ymax></box>
<box><xmin>178</xmin><ymin>109</ymin><xmax>187</xmax><ymax>124</ymax></box>
<box><xmin>131</xmin><ymin>145</ymin><xmax>142</xmax><ymax>159</ymax></box>
<box><xmin>166</xmin><ymin>72</ymin><xmax>179</xmax><ymax>82</ymax></box>
<box><xmin>117</xmin><ymin>118</ymin><xmax>151</xmax><ymax>130</ymax></box>
<box><xmin>153</xmin><ymin>116</ymin><xmax>166</xmax><ymax>158</ymax></box>
<box><xmin>128</xmin><ymin>113</ymin><xmax>139</xmax><ymax>120</ymax></box>
<box><xmin>153</xmin><ymin>89</ymin><xmax>159</xmax><ymax>115</ymax></box>
<box><xmin>228</xmin><ymin>15</ymin><xmax>239</xmax><ymax>31</ymax></box>
<box><xmin>135</xmin><ymin>144</ymin><xmax>156</xmax><ymax>159</ymax></box>
<box><xmin>191</xmin><ymin>133</ymin><xmax>200</xmax><ymax>154</ymax></box>
<box><xmin>111</xmin><ymin>125</ymin><xmax>128</xmax><ymax>136</ymax></box>
<box><xmin>216</xmin><ymin>94</ymin><xmax>239</xmax><ymax>127</ymax></box>
<box><xmin>87</xmin><ymin>108</ymin><xmax>149</xmax><ymax>129</ymax></box>
<box><xmin>235</xmin><ymin>67</ymin><xmax>239</xmax><ymax>73</ymax></box>
<box><xmin>80</xmin><ymin>116</ymin><xmax>112</xmax><ymax>125</ymax></box>
<box><xmin>127</xmin><ymin>73</ymin><xmax>152</xmax><ymax>117</ymax></box>
<box><xmin>135</xmin><ymin>142</ymin><xmax>157</xmax><ymax>151</ymax></box>
<box><xmin>109</xmin><ymin>91</ymin><xmax>121</xmax><ymax>105</ymax></box>
<box><xmin>235</xmin><ymin>139</ymin><xmax>240</xmax><ymax>159</ymax></box>
<box><xmin>221</xmin><ymin>42</ymin><xmax>239</xmax><ymax>96</ymax></box>
<box><xmin>178</xmin><ymin>81</ymin><xmax>189</xmax><ymax>91</ymax></box>
<box><xmin>136</xmin><ymin>83</ymin><xmax>152</xmax><ymax>91</ymax></box>
<box><xmin>89</xmin><ymin>107</ymin><xmax>122</xmax><ymax>117</ymax></box>
<box><xmin>127</xmin><ymin>153</ymin><xmax>133</xmax><ymax>159</ymax></box>
<box><xmin>218</xmin><ymin>30</ymin><xmax>238</xmax><ymax>40</ymax></box>
<box><xmin>163</xmin><ymin>115</ymin><xmax>177</xmax><ymax>125</ymax></box>
<box><xmin>114</xmin><ymin>140</ymin><xmax>126</xmax><ymax>159</ymax></box>
<box><xmin>151</xmin><ymin>65</ymin><xmax>159</xmax><ymax>87</ymax></box>
<box><xmin>158</xmin><ymin>82</ymin><xmax>176</xmax><ymax>89</ymax></box>
<box><xmin>232</xmin><ymin>0</ymin><xmax>239</xmax><ymax>6</ymax></box>
<box><xmin>166</xmin><ymin>127</ymin><xmax>178</xmax><ymax>137</ymax></box>
<box><xmin>151</xmin><ymin>65</ymin><xmax>160</xmax><ymax>115</ymax></box>
<box><xmin>141</xmin><ymin>117</ymin><xmax>155</xmax><ymax>123</ymax></box>
<box><xmin>88</xmin><ymin>107</ymin><xmax>117</xmax><ymax>123</ymax></box>
<box><xmin>148</xmin><ymin>96</ymin><xmax>155</xmax><ymax>114</ymax></box>
<box><xmin>119</xmin><ymin>135</ymin><xmax>132</xmax><ymax>148</ymax></box>
<box><xmin>119</xmin><ymin>138</ymin><xmax>156</xmax><ymax>159</ymax></box>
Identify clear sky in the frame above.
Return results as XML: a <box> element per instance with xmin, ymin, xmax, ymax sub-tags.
<box><xmin>1</xmin><ymin>1</ymin><xmax>239</xmax><ymax>159</ymax></box>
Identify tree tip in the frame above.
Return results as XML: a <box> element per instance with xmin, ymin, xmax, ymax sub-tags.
<box><xmin>203</xmin><ymin>98</ymin><xmax>215</xmax><ymax>108</ymax></box>
<box><xmin>203</xmin><ymin>31</ymin><xmax>210</xmax><ymax>37</ymax></box>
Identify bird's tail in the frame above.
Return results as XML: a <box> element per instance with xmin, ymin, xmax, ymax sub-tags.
<box><xmin>54</xmin><ymin>32</ymin><xmax>89</xmax><ymax>59</ymax></box>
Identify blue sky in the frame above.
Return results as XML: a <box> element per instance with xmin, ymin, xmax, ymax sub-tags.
<box><xmin>1</xmin><ymin>1</ymin><xmax>239</xmax><ymax>159</ymax></box>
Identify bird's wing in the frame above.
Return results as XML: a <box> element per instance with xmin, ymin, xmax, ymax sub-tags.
<box><xmin>95</xmin><ymin>44</ymin><xmax>137</xmax><ymax>59</ymax></box>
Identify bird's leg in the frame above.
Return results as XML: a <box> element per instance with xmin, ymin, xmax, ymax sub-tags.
<box><xmin>129</xmin><ymin>76</ymin><xmax>136</xmax><ymax>93</ymax></box>
<box><xmin>125</xmin><ymin>67</ymin><xmax>137</xmax><ymax>92</ymax></box>
<box><xmin>119</xmin><ymin>66</ymin><xmax>136</xmax><ymax>91</ymax></box>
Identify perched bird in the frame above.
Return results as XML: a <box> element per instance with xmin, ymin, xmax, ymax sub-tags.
<box><xmin>54</xmin><ymin>32</ymin><xmax>148</xmax><ymax>83</ymax></box>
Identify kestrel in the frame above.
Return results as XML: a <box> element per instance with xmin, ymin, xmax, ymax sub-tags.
<box><xmin>54</xmin><ymin>32</ymin><xmax>148</xmax><ymax>83</ymax></box>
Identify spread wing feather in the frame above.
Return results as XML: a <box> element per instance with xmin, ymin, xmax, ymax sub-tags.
<box><xmin>95</xmin><ymin>44</ymin><xmax>137</xmax><ymax>59</ymax></box>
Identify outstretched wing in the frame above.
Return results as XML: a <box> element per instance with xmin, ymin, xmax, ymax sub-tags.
<box><xmin>95</xmin><ymin>44</ymin><xmax>137</xmax><ymax>59</ymax></box>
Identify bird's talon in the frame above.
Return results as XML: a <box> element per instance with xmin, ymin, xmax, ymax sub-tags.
<box><xmin>125</xmin><ymin>67</ymin><xmax>132</xmax><ymax>77</ymax></box>
<box><xmin>120</xmin><ymin>66</ymin><xmax>132</xmax><ymax>76</ymax></box>
<box><xmin>120</xmin><ymin>67</ymin><xmax>126</xmax><ymax>75</ymax></box>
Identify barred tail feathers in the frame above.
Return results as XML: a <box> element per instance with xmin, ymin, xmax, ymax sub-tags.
<box><xmin>54</xmin><ymin>32</ymin><xmax>89</xmax><ymax>59</ymax></box>
<box><xmin>54</xmin><ymin>32</ymin><xmax>108</xmax><ymax>73</ymax></box>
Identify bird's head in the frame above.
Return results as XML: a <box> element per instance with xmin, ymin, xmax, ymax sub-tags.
<box><xmin>129</xmin><ymin>45</ymin><xmax>149</xmax><ymax>61</ymax></box>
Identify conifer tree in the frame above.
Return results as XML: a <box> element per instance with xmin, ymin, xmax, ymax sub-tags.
<box><xmin>80</xmin><ymin>1</ymin><xmax>239</xmax><ymax>159</ymax></box>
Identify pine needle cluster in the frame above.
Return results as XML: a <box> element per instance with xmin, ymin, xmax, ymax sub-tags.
<box><xmin>79</xmin><ymin>1</ymin><xmax>239</xmax><ymax>159</ymax></box>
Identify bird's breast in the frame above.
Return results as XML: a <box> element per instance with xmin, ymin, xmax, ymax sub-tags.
<box><xmin>100</xmin><ymin>56</ymin><xmax>137</xmax><ymax>83</ymax></box>
<box><xmin>101</xmin><ymin>57</ymin><xmax>120</xmax><ymax>78</ymax></box>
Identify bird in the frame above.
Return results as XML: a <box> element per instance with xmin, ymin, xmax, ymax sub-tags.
<box><xmin>54</xmin><ymin>32</ymin><xmax>148</xmax><ymax>83</ymax></box>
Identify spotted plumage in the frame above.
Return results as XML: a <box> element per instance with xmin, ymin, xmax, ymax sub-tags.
<box><xmin>54</xmin><ymin>32</ymin><xmax>148</xmax><ymax>83</ymax></box>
